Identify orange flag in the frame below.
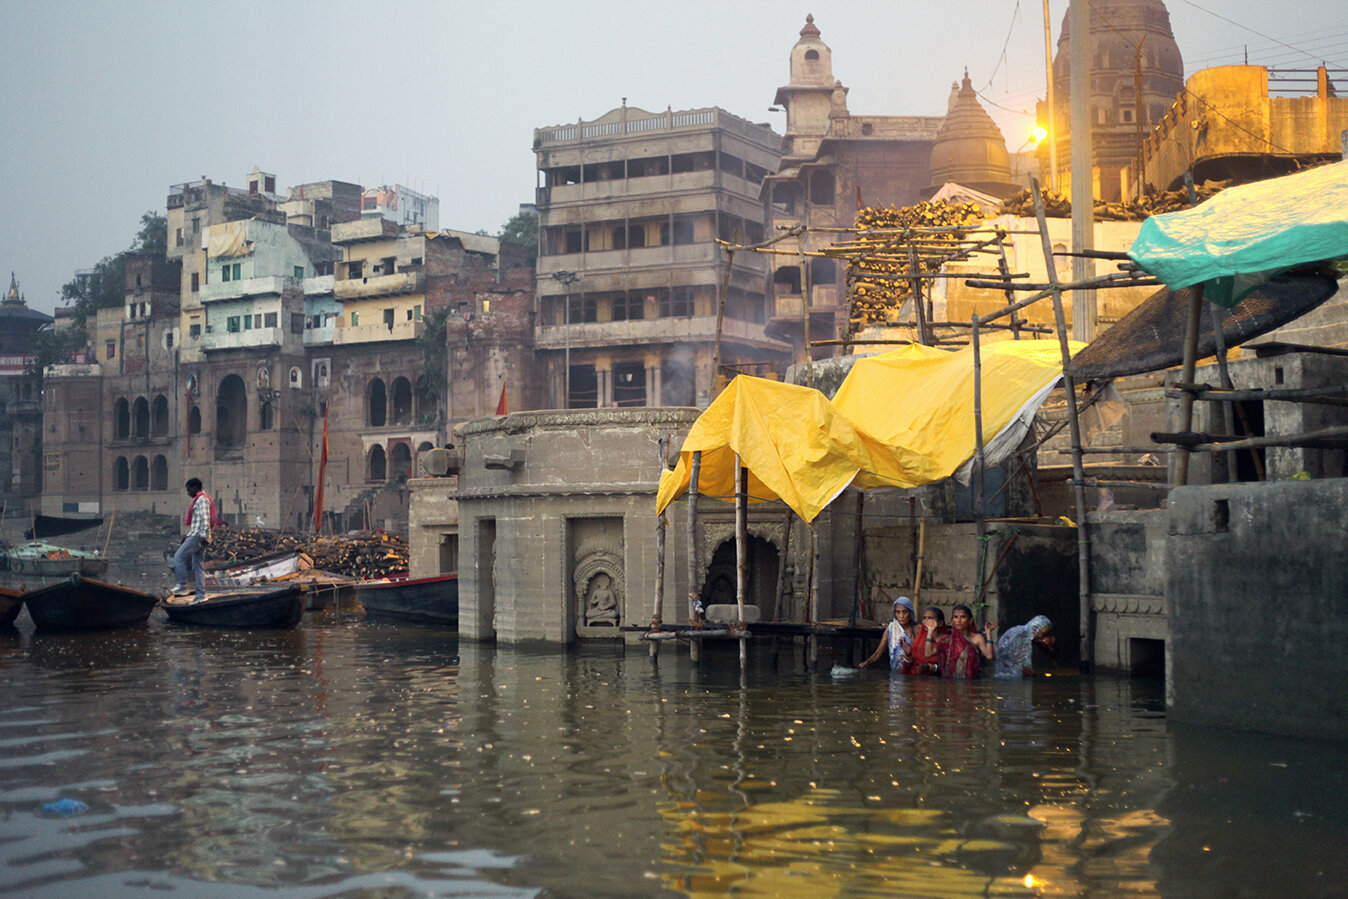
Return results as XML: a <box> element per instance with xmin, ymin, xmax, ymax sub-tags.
<box><xmin>313</xmin><ymin>407</ymin><xmax>329</xmax><ymax>534</ymax></box>
<box><xmin>495</xmin><ymin>382</ymin><xmax>507</xmax><ymax>415</ymax></box>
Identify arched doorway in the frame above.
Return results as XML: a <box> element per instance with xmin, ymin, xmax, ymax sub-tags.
<box><xmin>700</xmin><ymin>535</ymin><xmax>781</xmax><ymax>615</ymax></box>
<box><xmin>390</xmin><ymin>442</ymin><xmax>412</xmax><ymax>482</ymax></box>
<box><xmin>216</xmin><ymin>374</ymin><xmax>248</xmax><ymax>448</ymax></box>
<box><xmin>151</xmin><ymin>455</ymin><xmax>169</xmax><ymax>491</ymax></box>
<box><xmin>391</xmin><ymin>377</ymin><xmax>413</xmax><ymax>424</ymax></box>
<box><xmin>133</xmin><ymin>397</ymin><xmax>150</xmax><ymax>438</ymax></box>
<box><xmin>368</xmin><ymin>378</ymin><xmax>387</xmax><ymax>426</ymax></box>
<box><xmin>114</xmin><ymin>398</ymin><xmax>130</xmax><ymax>440</ymax></box>
<box><xmin>152</xmin><ymin>394</ymin><xmax>170</xmax><ymax>437</ymax></box>
<box><xmin>367</xmin><ymin>444</ymin><xmax>387</xmax><ymax>481</ymax></box>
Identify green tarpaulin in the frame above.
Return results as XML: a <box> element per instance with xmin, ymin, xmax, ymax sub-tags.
<box><xmin>1128</xmin><ymin>160</ymin><xmax>1348</xmax><ymax>307</ymax></box>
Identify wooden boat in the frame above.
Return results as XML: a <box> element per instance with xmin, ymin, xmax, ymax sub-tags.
<box><xmin>6</xmin><ymin>542</ymin><xmax>104</xmax><ymax>577</ymax></box>
<box><xmin>0</xmin><ymin>586</ymin><xmax>22</xmax><ymax>628</ymax></box>
<box><xmin>25</xmin><ymin>514</ymin><xmax>103</xmax><ymax>540</ymax></box>
<box><xmin>22</xmin><ymin>576</ymin><xmax>158</xmax><ymax>632</ymax></box>
<box><xmin>357</xmin><ymin>573</ymin><xmax>458</xmax><ymax>624</ymax></box>
<box><xmin>205</xmin><ymin>550</ymin><xmax>313</xmax><ymax>587</ymax></box>
<box><xmin>162</xmin><ymin>585</ymin><xmax>305</xmax><ymax>630</ymax></box>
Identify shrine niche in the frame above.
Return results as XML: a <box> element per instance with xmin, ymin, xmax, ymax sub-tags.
<box><xmin>570</xmin><ymin>516</ymin><xmax>625</xmax><ymax>638</ymax></box>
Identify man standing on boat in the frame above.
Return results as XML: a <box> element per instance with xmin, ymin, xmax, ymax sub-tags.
<box><xmin>171</xmin><ymin>478</ymin><xmax>215</xmax><ymax>602</ymax></box>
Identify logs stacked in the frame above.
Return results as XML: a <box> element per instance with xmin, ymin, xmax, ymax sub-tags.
<box><xmin>205</xmin><ymin>527</ymin><xmax>409</xmax><ymax>579</ymax></box>
<box><xmin>848</xmin><ymin>201</ymin><xmax>984</xmax><ymax>328</ymax></box>
<box><xmin>996</xmin><ymin>181</ymin><xmax>1231</xmax><ymax>221</ymax></box>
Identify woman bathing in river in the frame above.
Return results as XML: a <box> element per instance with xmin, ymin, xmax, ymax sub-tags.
<box><xmin>908</xmin><ymin>607</ymin><xmax>949</xmax><ymax>675</ymax></box>
<box><xmin>940</xmin><ymin>604</ymin><xmax>997</xmax><ymax>679</ymax></box>
<box><xmin>859</xmin><ymin>596</ymin><xmax>916</xmax><ymax>671</ymax></box>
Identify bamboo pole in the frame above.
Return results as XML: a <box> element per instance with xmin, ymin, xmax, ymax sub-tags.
<box><xmin>972</xmin><ymin>313</ymin><xmax>989</xmax><ymax>627</ymax></box>
<box><xmin>735</xmin><ymin>457</ymin><xmax>748</xmax><ymax>670</ymax></box>
<box><xmin>849</xmin><ymin>491</ymin><xmax>864</xmax><ymax>625</ymax></box>
<box><xmin>652</xmin><ymin>512</ymin><xmax>666</xmax><ymax>659</ymax></box>
<box><xmin>1030</xmin><ymin>177</ymin><xmax>1094</xmax><ymax>671</ymax></box>
<box><xmin>799</xmin><ymin>234</ymin><xmax>813</xmax><ymax>386</ymax></box>
<box><xmin>712</xmin><ymin>247</ymin><xmax>734</xmax><ymax>396</ymax></box>
<box><xmin>1175</xmin><ymin>283</ymin><xmax>1205</xmax><ymax>486</ymax></box>
<box><xmin>687</xmin><ymin>451</ymin><xmax>702</xmax><ymax>624</ymax></box>
<box><xmin>908</xmin><ymin>245</ymin><xmax>930</xmax><ymax>345</ymax></box>
<box><xmin>913</xmin><ymin>519</ymin><xmax>927</xmax><ymax>605</ymax></box>
<box><xmin>772</xmin><ymin>511</ymin><xmax>791</xmax><ymax>622</ymax></box>
<box><xmin>807</xmin><ymin>527</ymin><xmax>819</xmax><ymax>670</ymax></box>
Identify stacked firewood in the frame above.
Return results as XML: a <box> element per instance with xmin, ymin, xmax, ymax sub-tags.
<box><xmin>205</xmin><ymin>527</ymin><xmax>409</xmax><ymax>579</ymax></box>
<box><xmin>846</xmin><ymin>200</ymin><xmax>985</xmax><ymax>328</ymax></box>
<box><xmin>997</xmin><ymin>181</ymin><xmax>1231</xmax><ymax>221</ymax></box>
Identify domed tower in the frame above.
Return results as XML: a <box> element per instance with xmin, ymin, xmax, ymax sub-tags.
<box><xmin>1049</xmin><ymin>0</ymin><xmax>1184</xmax><ymax>199</ymax></box>
<box><xmin>926</xmin><ymin>71</ymin><xmax>1020</xmax><ymax>199</ymax></box>
<box><xmin>774</xmin><ymin>14</ymin><xmax>845</xmax><ymax>159</ymax></box>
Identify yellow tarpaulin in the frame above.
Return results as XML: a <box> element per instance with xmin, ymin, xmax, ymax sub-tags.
<box><xmin>656</xmin><ymin>337</ymin><xmax>1083</xmax><ymax>523</ymax></box>
<box><xmin>834</xmin><ymin>338</ymin><xmax>1083</xmax><ymax>487</ymax></box>
<box><xmin>654</xmin><ymin>377</ymin><xmax>915</xmax><ymax>524</ymax></box>
<box><xmin>206</xmin><ymin>221</ymin><xmax>251</xmax><ymax>258</ymax></box>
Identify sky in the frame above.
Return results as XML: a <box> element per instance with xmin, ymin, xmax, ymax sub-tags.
<box><xmin>3</xmin><ymin>0</ymin><xmax>1345</xmax><ymax>315</ymax></box>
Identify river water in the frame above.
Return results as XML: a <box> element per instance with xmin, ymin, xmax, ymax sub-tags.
<box><xmin>0</xmin><ymin>610</ymin><xmax>1343</xmax><ymax>898</ymax></box>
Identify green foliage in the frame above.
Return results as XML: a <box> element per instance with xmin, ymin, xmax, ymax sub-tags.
<box><xmin>416</xmin><ymin>306</ymin><xmax>451</xmax><ymax>404</ymax></box>
<box><xmin>29</xmin><ymin>320</ymin><xmax>89</xmax><ymax>377</ymax></box>
<box><xmin>60</xmin><ymin>211</ymin><xmax>167</xmax><ymax>316</ymax></box>
<box><xmin>497</xmin><ymin>209</ymin><xmax>538</xmax><ymax>266</ymax></box>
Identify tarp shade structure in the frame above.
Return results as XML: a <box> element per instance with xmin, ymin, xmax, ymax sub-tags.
<box><xmin>655</xmin><ymin>377</ymin><xmax>916</xmax><ymax>524</ymax></box>
<box><xmin>833</xmin><ymin>339</ymin><xmax>1083</xmax><ymax>486</ymax></box>
<box><xmin>656</xmin><ymin>338</ymin><xmax>1081</xmax><ymax>523</ymax></box>
<box><xmin>1066</xmin><ymin>272</ymin><xmax>1341</xmax><ymax>380</ymax></box>
<box><xmin>206</xmin><ymin>221</ymin><xmax>251</xmax><ymax>258</ymax></box>
<box><xmin>1128</xmin><ymin>160</ymin><xmax>1348</xmax><ymax>307</ymax></box>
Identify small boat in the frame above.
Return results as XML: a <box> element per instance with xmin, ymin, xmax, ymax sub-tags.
<box><xmin>357</xmin><ymin>573</ymin><xmax>458</xmax><ymax>624</ymax></box>
<box><xmin>22</xmin><ymin>576</ymin><xmax>158</xmax><ymax>632</ymax></box>
<box><xmin>25</xmin><ymin>514</ymin><xmax>103</xmax><ymax>540</ymax></box>
<box><xmin>205</xmin><ymin>550</ymin><xmax>313</xmax><ymax>587</ymax></box>
<box><xmin>162</xmin><ymin>585</ymin><xmax>305</xmax><ymax>630</ymax></box>
<box><xmin>0</xmin><ymin>586</ymin><xmax>22</xmax><ymax>628</ymax></box>
<box><xmin>6</xmin><ymin>542</ymin><xmax>105</xmax><ymax>577</ymax></box>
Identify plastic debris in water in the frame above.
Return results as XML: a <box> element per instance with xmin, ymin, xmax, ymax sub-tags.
<box><xmin>830</xmin><ymin>665</ymin><xmax>861</xmax><ymax>677</ymax></box>
<box><xmin>41</xmin><ymin>798</ymin><xmax>89</xmax><ymax>817</ymax></box>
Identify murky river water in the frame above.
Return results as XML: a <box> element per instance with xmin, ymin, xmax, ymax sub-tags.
<box><xmin>0</xmin><ymin>610</ymin><xmax>1343</xmax><ymax>898</ymax></box>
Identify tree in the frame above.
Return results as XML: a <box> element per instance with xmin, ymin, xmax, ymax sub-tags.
<box><xmin>59</xmin><ymin>210</ymin><xmax>168</xmax><ymax>316</ymax></box>
<box><xmin>497</xmin><ymin>209</ymin><xmax>538</xmax><ymax>266</ymax></box>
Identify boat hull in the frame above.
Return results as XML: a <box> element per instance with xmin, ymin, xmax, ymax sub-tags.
<box><xmin>0</xmin><ymin>587</ymin><xmax>21</xmax><ymax>628</ymax></box>
<box><xmin>163</xmin><ymin>586</ymin><xmax>305</xmax><ymax>630</ymax></box>
<box><xmin>357</xmin><ymin>574</ymin><xmax>458</xmax><ymax>625</ymax></box>
<box><xmin>22</xmin><ymin>577</ymin><xmax>158</xmax><ymax>632</ymax></box>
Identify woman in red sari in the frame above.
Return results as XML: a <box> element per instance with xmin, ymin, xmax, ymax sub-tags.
<box><xmin>941</xmin><ymin>604</ymin><xmax>997</xmax><ymax>678</ymax></box>
<box><xmin>908</xmin><ymin>607</ymin><xmax>949</xmax><ymax>675</ymax></box>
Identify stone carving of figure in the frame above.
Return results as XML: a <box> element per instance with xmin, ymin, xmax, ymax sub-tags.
<box><xmin>258</xmin><ymin>366</ymin><xmax>270</xmax><ymax>390</ymax></box>
<box><xmin>585</xmin><ymin>573</ymin><xmax>618</xmax><ymax>625</ymax></box>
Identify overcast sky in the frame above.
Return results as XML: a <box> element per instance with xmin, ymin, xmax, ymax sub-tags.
<box><xmin>3</xmin><ymin>0</ymin><xmax>1344</xmax><ymax>315</ymax></box>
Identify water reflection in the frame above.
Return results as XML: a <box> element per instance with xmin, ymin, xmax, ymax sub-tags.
<box><xmin>0</xmin><ymin>617</ymin><xmax>1341</xmax><ymax>897</ymax></box>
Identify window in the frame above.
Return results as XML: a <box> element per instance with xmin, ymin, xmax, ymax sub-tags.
<box><xmin>611</xmin><ymin>292</ymin><xmax>646</xmax><ymax>321</ymax></box>
<box><xmin>227</xmin><ymin>316</ymin><xmax>241</xmax><ymax>333</ymax></box>
<box><xmin>660</xmin><ymin>286</ymin><xmax>694</xmax><ymax>318</ymax></box>
<box><xmin>244</xmin><ymin>315</ymin><xmax>253</xmax><ymax>330</ymax></box>
<box><xmin>264</xmin><ymin>312</ymin><xmax>278</xmax><ymax>328</ymax></box>
<box><xmin>291</xmin><ymin>313</ymin><xmax>305</xmax><ymax>334</ymax></box>
<box><xmin>189</xmin><ymin>323</ymin><xmax>201</xmax><ymax>339</ymax></box>
<box><xmin>221</xmin><ymin>264</ymin><xmax>231</xmax><ymax>283</ymax></box>
<box><xmin>176</xmin><ymin>228</ymin><xmax>184</xmax><ymax>247</ymax></box>
<box><xmin>190</xmin><ymin>272</ymin><xmax>199</xmax><ymax>292</ymax></box>
<box><xmin>351</xmin><ymin>310</ymin><xmax>359</xmax><ymax>326</ymax></box>
<box><xmin>347</xmin><ymin>260</ymin><xmax>363</xmax><ymax>279</ymax></box>
<box><xmin>232</xmin><ymin>262</ymin><xmax>242</xmax><ymax>280</ymax></box>
<box><xmin>166</xmin><ymin>331</ymin><xmax>174</xmax><ymax>349</ymax></box>
<box><xmin>289</xmin><ymin>367</ymin><xmax>302</xmax><ymax>388</ymax></box>
<box><xmin>383</xmin><ymin>308</ymin><xmax>395</xmax><ymax>329</ymax></box>
<box><xmin>192</xmin><ymin>217</ymin><xmax>200</xmax><ymax>234</ymax></box>
<box><xmin>294</xmin><ymin>266</ymin><xmax>304</xmax><ymax>278</ymax></box>
<box><xmin>106</xmin><ymin>341</ymin><xmax>116</xmax><ymax>360</ymax></box>
<box><xmin>413</xmin><ymin>305</ymin><xmax>422</xmax><ymax>321</ymax></box>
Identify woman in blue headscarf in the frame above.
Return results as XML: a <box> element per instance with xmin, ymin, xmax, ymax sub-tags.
<box><xmin>860</xmin><ymin>596</ymin><xmax>916</xmax><ymax>671</ymax></box>
<box><xmin>994</xmin><ymin>615</ymin><xmax>1055</xmax><ymax>677</ymax></box>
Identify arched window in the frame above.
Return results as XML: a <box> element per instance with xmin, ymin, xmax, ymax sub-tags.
<box><xmin>114</xmin><ymin>457</ymin><xmax>129</xmax><ymax>491</ymax></box>
<box><xmin>152</xmin><ymin>394</ymin><xmax>170</xmax><ymax>437</ymax></box>
<box><xmin>391</xmin><ymin>377</ymin><xmax>413</xmax><ymax>425</ymax></box>
<box><xmin>114</xmin><ymin>398</ymin><xmax>130</xmax><ymax>440</ymax></box>
<box><xmin>133</xmin><ymin>456</ymin><xmax>150</xmax><ymax>490</ymax></box>
<box><xmin>132</xmin><ymin>397</ymin><xmax>150</xmax><ymax>439</ymax></box>
<box><xmin>216</xmin><ymin>374</ymin><xmax>248</xmax><ymax>448</ymax></box>
<box><xmin>189</xmin><ymin>405</ymin><xmax>201</xmax><ymax>434</ymax></box>
<box><xmin>289</xmin><ymin>366</ymin><xmax>302</xmax><ymax>389</ymax></box>
<box><xmin>367</xmin><ymin>444</ymin><xmax>387</xmax><ymax>482</ymax></box>
<box><xmin>390</xmin><ymin>442</ymin><xmax>412</xmax><ymax>482</ymax></box>
<box><xmin>368</xmin><ymin>378</ymin><xmax>387</xmax><ymax>427</ymax></box>
<box><xmin>151</xmin><ymin>455</ymin><xmax>168</xmax><ymax>491</ymax></box>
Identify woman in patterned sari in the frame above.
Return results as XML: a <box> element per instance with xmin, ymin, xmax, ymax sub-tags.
<box><xmin>909</xmin><ymin>607</ymin><xmax>949</xmax><ymax>676</ymax></box>
<box><xmin>941</xmin><ymin>604</ymin><xmax>997</xmax><ymax>678</ymax></box>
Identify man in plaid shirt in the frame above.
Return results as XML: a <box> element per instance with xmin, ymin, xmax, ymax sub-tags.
<box><xmin>171</xmin><ymin>478</ymin><xmax>212</xmax><ymax>600</ymax></box>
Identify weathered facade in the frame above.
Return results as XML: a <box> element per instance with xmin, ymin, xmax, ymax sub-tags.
<box><xmin>534</xmin><ymin>105</ymin><xmax>789</xmax><ymax>407</ymax></box>
<box><xmin>0</xmin><ymin>275</ymin><xmax>51</xmax><ymax>508</ymax></box>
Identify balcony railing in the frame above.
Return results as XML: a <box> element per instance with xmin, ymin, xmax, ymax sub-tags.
<box><xmin>333</xmin><ymin>318</ymin><xmax>425</xmax><ymax>345</ymax></box>
<box><xmin>201</xmin><ymin>275</ymin><xmax>290</xmax><ymax>304</ymax></box>
<box><xmin>202</xmin><ymin>326</ymin><xmax>287</xmax><ymax>352</ymax></box>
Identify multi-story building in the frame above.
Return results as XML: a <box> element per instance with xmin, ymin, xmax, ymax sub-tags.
<box><xmin>360</xmin><ymin>184</ymin><xmax>439</xmax><ymax>231</ymax></box>
<box><xmin>534</xmin><ymin>104</ymin><xmax>789</xmax><ymax>407</ymax></box>
<box><xmin>763</xmin><ymin>16</ymin><xmax>946</xmax><ymax>353</ymax></box>
<box><xmin>0</xmin><ymin>275</ymin><xmax>51</xmax><ymax>507</ymax></box>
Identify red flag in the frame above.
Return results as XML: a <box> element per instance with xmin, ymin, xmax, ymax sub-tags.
<box><xmin>495</xmin><ymin>382</ymin><xmax>507</xmax><ymax>415</ymax></box>
<box><xmin>313</xmin><ymin>407</ymin><xmax>329</xmax><ymax>534</ymax></box>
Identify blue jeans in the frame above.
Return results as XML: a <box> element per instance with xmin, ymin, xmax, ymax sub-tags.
<box><xmin>173</xmin><ymin>534</ymin><xmax>206</xmax><ymax>599</ymax></box>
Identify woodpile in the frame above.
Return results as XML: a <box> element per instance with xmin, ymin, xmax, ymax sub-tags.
<box><xmin>843</xmin><ymin>200</ymin><xmax>985</xmax><ymax>328</ymax></box>
<box><xmin>996</xmin><ymin>181</ymin><xmax>1231</xmax><ymax>221</ymax></box>
<box><xmin>205</xmin><ymin>527</ymin><xmax>409</xmax><ymax>579</ymax></box>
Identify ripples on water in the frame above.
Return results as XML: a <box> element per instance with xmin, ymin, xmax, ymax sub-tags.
<box><xmin>0</xmin><ymin>615</ymin><xmax>1344</xmax><ymax>898</ymax></box>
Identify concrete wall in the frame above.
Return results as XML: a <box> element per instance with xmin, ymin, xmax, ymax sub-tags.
<box><xmin>1168</xmin><ymin>478</ymin><xmax>1348</xmax><ymax>741</ymax></box>
<box><xmin>1088</xmin><ymin>509</ymin><xmax>1168</xmax><ymax>671</ymax></box>
<box><xmin>455</xmin><ymin>408</ymin><xmax>699</xmax><ymax>644</ymax></box>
